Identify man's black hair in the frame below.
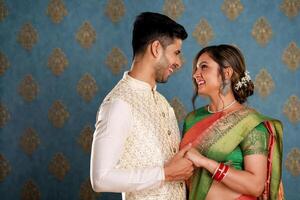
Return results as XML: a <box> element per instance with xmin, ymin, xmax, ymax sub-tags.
<box><xmin>132</xmin><ymin>12</ymin><xmax>188</xmax><ymax>57</ymax></box>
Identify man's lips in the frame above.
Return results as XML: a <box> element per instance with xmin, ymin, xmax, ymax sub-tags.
<box><xmin>168</xmin><ymin>66</ymin><xmax>177</xmax><ymax>73</ymax></box>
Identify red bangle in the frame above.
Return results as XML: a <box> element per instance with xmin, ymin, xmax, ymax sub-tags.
<box><xmin>212</xmin><ymin>163</ymin><xmax>229</xmax><ymax>182</ymax></box>
<box><xmin>212</xmin><ymin>163</ymin><xmax>224</xmax><ymax>180</ymax></box>
<box><xmin>216</xmin><ymin>165</ymin><xmax>229</xmax><ymax>182</ymax></box>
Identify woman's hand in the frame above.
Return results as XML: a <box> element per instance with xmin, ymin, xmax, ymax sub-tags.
<box><xmin>185</xmin><ymin>148</ymin><xmax>206</xmax><ymax>167</ymax></box>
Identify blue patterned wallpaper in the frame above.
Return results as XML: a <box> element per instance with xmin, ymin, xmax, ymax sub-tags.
<box><xmin>0</xmin><ymin>0</ymin><xmax>299</xmax><ymax>199</ymax></box>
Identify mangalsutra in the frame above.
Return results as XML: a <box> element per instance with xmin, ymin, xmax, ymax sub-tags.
<box><xmin>207</xmin><ymin>100</ymin><xmax>237</xmax><ymax>113</ymax></box>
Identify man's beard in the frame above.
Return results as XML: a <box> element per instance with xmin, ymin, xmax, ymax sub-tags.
<box><xmin>155</xmin><ymin>53</ymin><xmax>169</xmax><ymax>83</ymax></box>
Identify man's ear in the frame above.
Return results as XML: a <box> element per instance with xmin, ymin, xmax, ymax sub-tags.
<box><xmin>224</xmin><ymin>67</ymin><xmax>233</xmax><ymax>80</ymax></box>
<box><xmin>150</xmin><ymin>40</ymin><xmax>162</xmax><ymax>58</ymax></box>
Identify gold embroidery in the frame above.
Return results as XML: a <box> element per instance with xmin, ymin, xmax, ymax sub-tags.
<box><xmin>105</xmin><ymin>0</ymin><xmax>125</xmax><ymax>23</ymax></box>
<box><xmin>283</xmin><ymin>95</ymin><xmax>300</xmax><ymax>123</ymax></box>
<box><xmin>0</xmin><ymin>102</ymin><xmax>10</xmax><ymax>128</ymax></box>
<box><xmin>163</xmin><ymin>0</ymin><xmax>185</xmax><ymax>20</ymax></box>
<box><xmin>193</xmin><ymin>18</ymin><xmax>214</xmax><ymax>46</ymax></box>
<box><xmin>46</xmin><ymin>0</ymin><xmax>68</xmax><ymax>23</ymax></box>
<box><xmin>254</xmin><ymin>69</ymin><xmax>275</xmax><ymax>98</ymax></box>
<box><xmin>105</xmin><ymin>47</ymin><xmax>128</xmax><ymax>75</ymax></box>
<box><xmin>76</xmin><ymin>21</ymin><xmax>96</xmax><ymax>49</ymax></box>
<box><xmin>106</xmin><ymin>77</ymin><xmax>185</xmax><ymax>199</ymax></box>
<box><xmin>18</xmin><ymin>74</ymin><xmax>39</xmax><ymax>102</ymax></box>
<box><xmin>77</xmin><ymin>73</ymin><xmax>98</xmax><ymax>102</ymax></box>
<box><xmin>78</xmin><ymin>125</ymin><xmax>94</xmax><ymax>153</ymax></box>
<box><xmin>251</xmin><ymin>17</ymin><xmax>272</xmax><ymax>46</ymax></box>
<box><xmin>282</xmin><ymin>41</ymin><xmax>300</xmax><ymax>71</ymax></box>
<box><xmin>0</xmin><ymin>51</ymin><xmax>10</xmax><ymax>75</ymax></box>
<box><xmin>17</xmin><ymin>23</ymin><xmax>38</xmax><ymax>51</ymax></box>
<box><xmin>48</xmin><ymin>153</ymin><xmax>70</xmax><ymax>181</ymax></box>
<box><xmin>198</xmin><ymin>108</ymin><xmax>253</xmax><ymax>155</ymax></box>
<box><xmin>48</xmin><ymin>100</ymin><xmax>69</xmax><ymax>128</ymax></box>
<box><xmin>48</xmin><ymin>48</ymin><xmax>69</xmax><ymax>76</ymax></box>
<box><xmin>285</xmin><ymin>148</ymin><xmax>300</xmax><ymax>176</ymax></box>
<box><xmin>280</xmin><ymin>0</ymin><xmax>300</xmax><ymax>18</ymax></box>
<box><xmin>221</xmin><ymin>0</ymin><xmax>244</xmax><ymax>21</ymax></box>
<box><xmin>0</xmin><ymin>154</ymin><xmax>11</xmax><ymax>181</ymax></box>
<box><xmin>20</xmin><ymin>128</ymin><xmax>40</xmax><ymax>155</ymax></box>
<box><xmin>21</xmin><ymin>180</ymin><xmax>41</xmax><ymax>200</ymax></box>
<box><xmin>0</xmin><ymin>0</ymin><xmax>8</xmax><ymax>22</ymax></box>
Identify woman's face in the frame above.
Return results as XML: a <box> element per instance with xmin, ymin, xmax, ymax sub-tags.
<box><xmin>193</xmin><ymin>53</ymin><xmax>223</xmax><ymax>97</ymax></box>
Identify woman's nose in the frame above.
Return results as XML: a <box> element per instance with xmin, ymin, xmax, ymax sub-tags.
<box><xmin>193</xmin><ymin>73</ymin><xmax>199</xmax><ymax>80</ymax></box>
<box><xmin>193</xmin><ymin>69</ymin><xmax>201</xmax><ymax>79</ymax></box>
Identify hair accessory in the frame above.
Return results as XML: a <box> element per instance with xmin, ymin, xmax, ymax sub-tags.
<box><xmin>234</xmin><ymin>71</ymin><xmax>251</xmax><ymax>91</ymax></box>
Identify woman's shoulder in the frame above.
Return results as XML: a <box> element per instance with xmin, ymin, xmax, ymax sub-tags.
<box><xmin>185</xmin><ymin>106</ymin><xmax>208</xmax><ymax>121</ymax></box>
<box><xmin>250</xmin><ymin>108</ymin><xmax>281</xmax><ymax>121</ymax></box>
<box><xmin>243</xmin><ymin>107</ymin><xmax>283</xmax><ymax>130</ymax></box>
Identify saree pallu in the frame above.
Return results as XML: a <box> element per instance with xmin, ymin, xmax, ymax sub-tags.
<box><xmin>180</xmin><ymin>107</ymin><xmax>284</xmax><ymax>200</ymax></box>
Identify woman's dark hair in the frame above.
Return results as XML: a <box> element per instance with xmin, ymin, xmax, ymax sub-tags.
<box><xmin>132</xmin><ymin>12</ymin><xmax>188</xmax><ymax>57</ymax></box>
<box><xmin>192</xmin><ymin>44</ymin><xmax>254</xmax><ymax>109</ymax></box>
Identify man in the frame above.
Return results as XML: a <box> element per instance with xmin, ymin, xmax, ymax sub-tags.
<box><xmin>90</xmin><ymin>12</ymin><xmax>193</xmax><ymax>200</ymax></box>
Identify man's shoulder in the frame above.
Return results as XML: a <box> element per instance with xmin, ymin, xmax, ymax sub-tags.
<box><xmin>101</xmin><ymin>79</ymin><xmax>135</xmax><ymax>106</ymax></box>
<box><xmin>155</xmin><ymin>91</ymin><xmax>171</xmax><ymax>104</ymax></box>
<box><xmin>106</xmin><ymin>79</ymin><xmax>132</xmax><ymax>96</ymax></box>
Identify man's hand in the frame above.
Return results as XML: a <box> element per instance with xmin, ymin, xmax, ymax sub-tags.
<box><xmin>164</xmin><ymin>143</ymin><xmax>194</xmax><ymax>181</ymax></box>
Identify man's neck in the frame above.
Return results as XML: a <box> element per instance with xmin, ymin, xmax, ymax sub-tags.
<box><xmin>129</xmin><ymin>59</ymin><xmax>156</xmax><ymax>89</ymax></box>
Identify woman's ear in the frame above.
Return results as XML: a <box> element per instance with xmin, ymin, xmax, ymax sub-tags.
<box><xmin>224</xmin><ymin>67</ymin><xmax>233</xmax><ymax>80</ymax></box>
<box><xmin>150</xmin><ymin>40</ymin><xmax>162</xmax><ymax>58</ymax></box>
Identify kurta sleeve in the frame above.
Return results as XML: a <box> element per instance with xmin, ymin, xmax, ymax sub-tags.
<box><xmin>90</xmin><ymin>98</ymin><xmax>165</xmax><ymax>192</ymax></box>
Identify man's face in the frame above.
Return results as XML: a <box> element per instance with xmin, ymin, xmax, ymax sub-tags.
<box><xmin>154</xmin><ymin>38</ymin><xmax>183</xmax><ymax>83</ymax></box>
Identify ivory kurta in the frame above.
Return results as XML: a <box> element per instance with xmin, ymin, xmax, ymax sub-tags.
<box><xmin>90</xmin><ymin>72</ymin><xmax>186</xmax><ymax>200</ymax></box>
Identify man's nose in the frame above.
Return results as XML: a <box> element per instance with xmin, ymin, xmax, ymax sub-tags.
<box><xmin>177</xmin><ymin>57</ymin><xmax>183</xmax><ymax>67</ymax></box>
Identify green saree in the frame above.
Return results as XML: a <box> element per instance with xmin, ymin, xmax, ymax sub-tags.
<box><xmin>180</xmin><ymin>107</ymin><xmax>284</xmax><ymax>200</ymax></box>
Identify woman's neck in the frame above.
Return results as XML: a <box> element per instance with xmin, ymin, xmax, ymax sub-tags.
<box><xmin>208</xmin><ymin>93</ymin><xmax>237</xmax><ymax>113</ymax></box>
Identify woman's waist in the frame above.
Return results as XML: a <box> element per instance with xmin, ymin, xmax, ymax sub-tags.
<box><xmin>205</xmin><ymin>181</ymin><xmax>256</xmax><ymax>200</ymax></box>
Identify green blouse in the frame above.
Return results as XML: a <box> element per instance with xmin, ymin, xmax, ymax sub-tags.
<box><xmin>183</xmin><ymin>107</ymin><xmax>269</xmax><ymax>170</ymax></box>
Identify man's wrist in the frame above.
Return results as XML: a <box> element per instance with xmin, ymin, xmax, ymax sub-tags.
<box><xmin>163</xmin><ymin>166</ymin><xmax>172</xmax><ymax>182</ymax></box>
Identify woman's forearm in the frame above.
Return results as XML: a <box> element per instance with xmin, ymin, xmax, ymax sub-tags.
<box><xmin>201</xmin><ymin>157</ymin><xmax>265</xmax><ymax>197</ymax></box>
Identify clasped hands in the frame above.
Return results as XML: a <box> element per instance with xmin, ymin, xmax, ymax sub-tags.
<box><xmin>164</xmin><ymin>143</ymin><xmax>205</xmax><ymax>182</ymax></box>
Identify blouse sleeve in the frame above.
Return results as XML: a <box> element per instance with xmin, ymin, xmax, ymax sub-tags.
<box><xmin>240</xmin><ymin>123</ymin><xmax>269</xmax><ymax>156</ymax></box>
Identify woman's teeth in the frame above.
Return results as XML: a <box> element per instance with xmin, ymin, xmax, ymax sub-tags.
<box><xmin>197</xmin><ymin>80</ymin><xmax>205</xmax><ymax>85</ymax></box>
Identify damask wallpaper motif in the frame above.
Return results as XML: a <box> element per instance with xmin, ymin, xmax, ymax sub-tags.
<box><xmin>0</xmin><ymin>0</ymin><xmax>299</xmax><ymax>199</ymax></box>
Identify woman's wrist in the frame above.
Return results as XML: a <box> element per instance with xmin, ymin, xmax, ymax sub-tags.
<box><xmin>202</xmin><ymin>158</ymin><xmax>219</xmax><ymax>173</ymax></box>
<box><xmin>196</xmin><ymin>156</ymin><xmax>209</xmax><ymax>168</ymax></box>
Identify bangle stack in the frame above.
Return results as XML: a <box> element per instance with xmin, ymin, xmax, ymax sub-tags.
<box><xmin>212</xmin><ymin>163</ymin><xmax>229</xmax><ymax>182</ymax></box>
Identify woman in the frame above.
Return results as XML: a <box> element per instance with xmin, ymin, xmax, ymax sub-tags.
<box><xmin>180</xmin><ymin>45</ymin><xmax>284</xmax><ymax>200</ymax></box>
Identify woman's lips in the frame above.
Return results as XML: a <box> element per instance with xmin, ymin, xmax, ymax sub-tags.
<box><xmin>196</xmin><ymin>79</ymin><xmax>206</xmax><ymax>85</ymax></box>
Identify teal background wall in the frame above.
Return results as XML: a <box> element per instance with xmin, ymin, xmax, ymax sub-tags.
<box><xmin>0</xmin><ymin>0</ymin><xmax>299</xmax><ymax>199</ymax></box>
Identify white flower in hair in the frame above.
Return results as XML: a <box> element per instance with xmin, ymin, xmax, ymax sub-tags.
<box><xmin>234</xmin><ymin>71</ymin><xmax>251</xmax><ymax>91</ymax></box>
